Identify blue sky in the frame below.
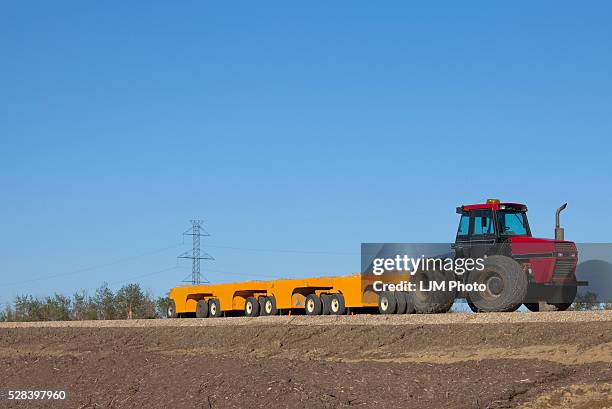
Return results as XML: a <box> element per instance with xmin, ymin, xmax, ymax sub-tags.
<box><xmin>1</xmin><ymin>1</ymin><xmax>611</xmax><ymax>304</ymax></box>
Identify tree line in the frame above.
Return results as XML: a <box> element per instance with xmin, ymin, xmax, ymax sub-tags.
<box><xmin>571</xmin><ymin>292</ymin><xmax>612</xmax><ymax>311</ymax></box>
<box><xmin>1</xmin><ymin>287</ymin><xmax>608</xmax><ymax>322</ymax></box>
<box><xmin>0</xmin><ymin>283</ymin><xmax>169</xmax><ymax>322</ymax></box>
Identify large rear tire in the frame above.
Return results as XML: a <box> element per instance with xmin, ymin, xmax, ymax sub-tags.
<box><xmin>470</xmin><ymin>297</ymin><xmax>520</xmax><ymax>313</ymax></box>
<box><xmin>468</xmin><ymin>255</ymin><xmax>528</xmax><ymax>312</ymax></box>
<box><xmin>412</xmin><ymin>270</ymin><xmax>455</xmax><ymax>314</ymax></box>
<box><xmin>404</xmin><ymin>292</ymin><xmax>416</xmax><ymax>314</ymax></box>
<box><xmin>394</xmin><ymin>291</ymin><xmax>407</xmax><ymax>314</ymax></box>
<box><xmin>467</xmin><ymin>299</ymin><xmax>479</xmax><ymax>313</ymax></box>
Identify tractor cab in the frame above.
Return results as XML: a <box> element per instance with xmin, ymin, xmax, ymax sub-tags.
<box><xmin>454</xmin><ymin>199</ymin><xmax>531</xmax><ymax>260</ymax></box>
<box><xmin>455</xmin><ymin>200</ymin><xmax>530</xmax><ymax>240</ymax></box>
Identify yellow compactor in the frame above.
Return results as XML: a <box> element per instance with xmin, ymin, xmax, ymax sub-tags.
<box><xmin>167</xmin><ymin>274</ymin><xmax>383</xmax><ymax>318</ymax></box>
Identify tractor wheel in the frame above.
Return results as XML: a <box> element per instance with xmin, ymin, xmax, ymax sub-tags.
<box><xmin>468</xmin><ymin>297</ymin><xmax>518</xmax><ymax>312</ymax></box>
<box><xmin>262</xmin><ymin>296</ymin><xmax>278</xmax><ymax>316</ymax></box>
<box><xmin>507</xmin><ymin>303</ymin><xmax>521</xmax><ymax>312</ymax></box>
<box><xmin>378</xmin><ymin>291</ymin><xmax>397</xmax><ymax>314</ymax></box>
<box><xmin>394</xmin><ymin>291</ymin><xmax>407</xmax><ymax>314</ymax></box>
<box><xmin>244</xmin><ymin>297</ymin><xmax>260</xmax><ymax>317</ymax></box>
<box><xmin>167</xmin><ymin>300</ymin><xmax>178</xmax><ymax>319</ymax></box>
<box><xmin>412</xmin><ymin>270</ymin><xmax>456</xmax><ymax>314</ymax></box>
<box><xmin>524</xmin><ymin>302</ymin><xmax>569</xmax><ymax>312</ymax></box>
<box><xmin>552</xmin><ymin>302</ymin><xmax>572</xmax><ymax>311</ymax></box>
<box><xmin>525</xmin><ymin>285</ymin><xmax>576</xmax><ymax>312</ymax></box>
<box><xmin>208</xmin><ymin>298</ymin><xmax>222</xmax><ymax>318</ymax></box>
<box><xmin>321</xmin><ymin>294</ymin><xmax>332</xmax><ymax>315</ymax></box>
<box><xmin>467</xmin><ymin>299</ymin><xmax>479</xmax><ymax>313</ymax></box>
<box><xmin>305</xmin><ymin>294</ymin><xmax>322</xmax><ymax>315</ymax></box>
<box><xmin>551</xmin><ymin>285</ymin><xmax>577</xmax><ymax>311</ymax></box>
<box><xmin>195</xmin><ymin>300</ymin><xmax>209</xmax><ymax>318</ymax></box>
<box><xmin>329</xmin><ymin>294</ymin><xmax>346</xmax><ymax>315</ymax></box>
<box><xmin>404</xmin><ymin>291</ymin><xmax>416</xmax><ymax>314</ymax></box>
<box><xmin>468</xmin><ymin>255</ymin><xmax>528</xmax><ymax>312</ymax></box>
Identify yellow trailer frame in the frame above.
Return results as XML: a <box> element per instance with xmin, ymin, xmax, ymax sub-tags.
<box><xmin>169</xmin><ymin>274</ymin><xmax>379</xmax><ymax>315</ymax></box>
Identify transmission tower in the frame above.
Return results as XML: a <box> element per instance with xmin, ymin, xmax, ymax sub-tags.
<box><xmin>178</xmin><ymin>220</ymin><xmax>214</xmax><ymax>284</ymax></box>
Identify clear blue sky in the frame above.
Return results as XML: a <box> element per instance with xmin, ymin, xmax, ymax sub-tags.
<box><xmin>1</xmin><ymin>1</ymin><xmax>611</xmax><ymax>305</ymax></box>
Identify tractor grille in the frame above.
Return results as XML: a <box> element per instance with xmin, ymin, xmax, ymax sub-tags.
<box><xmin>553</xmin><ymin>259</ymin><xmax>576</xmax><ymax>279</ymax></box>
<box><xmin>553</xmin><ymin>242</ymin><xmax>577</xmax><ymax>279</ymax></box>
<box><xmin>555</xmin><ymin>242</ymin><xmax>576</xmax><ymax>255</ymax></box>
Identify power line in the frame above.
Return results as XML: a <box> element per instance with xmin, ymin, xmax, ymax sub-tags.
<box><xmin>206</xmin><ymin>244</ymin><xmax>358</xmax><ymax>256</ymax></box>
<box><xmin>206</xmin><ymin>269</ymin><xmax>286</xmax><ymax>280</ymax></box>
<box><xmin>4</xmin><ymin>242</ymin><xmax>183</xmax><ymax>287</ymax></box>
<box><xmin>108</xmin><ymin>265</ymin><xmax>181</xmax><ymax>286</ymax></box>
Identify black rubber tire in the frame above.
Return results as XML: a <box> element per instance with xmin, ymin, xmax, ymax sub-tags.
<box><xmin>525</xmin><ymin>302</ymin><xmax>572</xmax><ymax>312</ymax></box>
<box><xmin>552</xmin><ymin>302</ymin><xmax>572</xmax><ymax>311</ymax></box>
<box><xmin>412</xmin><ymin>270</ymin><xmax>456</xmax><ymax>314</ymax></box>
<box><xmin>468</xmin><ymin>255</ymin><xmax>528</xmax><ymax>313</ymax></box>
<box><xmin>321</xmin><ymin>294</ymin><xmax>332</xmax><ymax>315</ymax></box>
<box><xmin>244</xmin><ymin>297</ymin><xmax>260</xmax><ymax>317</ymax></box>
<box><xmin>208</xmin><ymin>298</ymin><xmax>222</xmax><ymax>318</ymax></box>
<box><xmin>329</xmin><ymin>294</ymin><xmax>346</xmax><ymax>315</ymax></box>
<box><xmin>551</xmin><ymin>285</ymin><xmax>577</xmax><ymax>311</ymax></box>
<box><xmin>404</xmin><ymin>292</ymin><xmax>416</xmax><ymax>314</ymax></box>
<box><xmin>195</xmin><ymin>300</ymin><xmax>209</xmax><ymax>318</ymax></box>
<box><xmin>378</xmin><ymin>291</ymin><xmax>397</xmax><ymax>314</ymax></box>
<box><xmin>167</xmin><ymin>299</ymin><xmax>178</xmax><ymax>319</ymax></box>
<box><xmin>258</xmin><ymin>296</ymin><xmax>266</xmax><ymax>315</ymax></box>
<box><xmin>524</xmin><ymin>284</ymin><xmax>576</xmax><ymax>312</ymax></box>
<box><xmin>394</xmin><ymin>291</ymin><xmax>407</xmax><ymax>314</ymax></box>
<box><xmin>467</xmin><ymin>299</ymin><xmax>479</xmax><ymax>313</ymax></box>
<box><xmin>471</xmin><ymin>298</ymin><xmax>520</xmax><ymax>313</ymax></box>
<box><xmin>262</xmin><ymin>296</ymin><xmax>278</xmax><ymax>316</ymax></box>
<box><xmin>524</xmin><ymin>283</ymin><xmax>578</xmax><ymax>312</ymax></box>
<box><xmin>305</xmin><ymin>294</ymin><xmax>322</xmax><ymax>315</ymax></box>
<box><xmin>507</xmin><ymin>303</ymin><xmax>521</xmax><ymax>312</ymax></box>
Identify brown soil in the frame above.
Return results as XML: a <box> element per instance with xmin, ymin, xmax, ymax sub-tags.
<box><xmin>0</xmin><ymin>312</ymin><xmax>611</xmax><ymax>408</ymax></box>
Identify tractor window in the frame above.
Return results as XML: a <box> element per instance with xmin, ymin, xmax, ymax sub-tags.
<box><xmin>497</xmin><ymin>211</ymin><xmax>529</xmax><ymax>236</ymax></box>
<box><xmin>457</xmin><ymin>214</ymin><xmax>469</xmax><ymax>237</ymax></box>
<box><xmin>471</xmin><ymin>210</ymin><xmax>495</xmax><ymax>236</ymax></box>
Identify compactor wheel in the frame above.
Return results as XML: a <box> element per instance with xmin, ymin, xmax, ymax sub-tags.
<box><xmin>195</xmin><ymin>300</ymin><xmax>209</xmax><ymax>318</ymax></box>
<box><xmin>329</xmin><ymin>294</ymin><xmax>346</xmax><ymax>315</ymax></box>
<box><xmin>245</xmin><ymin>297</ymin><xmax>260</xmax><ymax>317</ymax></box>
<box><xmin>208</xmin><ymin>298</ymin><xmax>222</xmax><ymax>318</ymax></box>
<box><xmin>378</xmin><ymin>291</ymin><xmax>397</xmax><ymax>314</ymax></box>
<box><xmin>305</xmin><ymin>294</ymin><xmax>322</xmax><ymax>315</ymax></box>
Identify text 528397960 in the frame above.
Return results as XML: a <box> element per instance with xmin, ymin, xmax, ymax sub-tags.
<box><xmin>1</xmin><ymin>390</ymin><xmax>67</xmax><ymax>401</ymax></box>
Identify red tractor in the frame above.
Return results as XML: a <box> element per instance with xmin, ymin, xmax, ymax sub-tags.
<box><xmin>453</xmin><ymin>199</ymin><xmax>583</xmax><ymax>312</ymax></box>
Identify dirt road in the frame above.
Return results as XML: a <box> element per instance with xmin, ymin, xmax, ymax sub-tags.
<box><xmin>1</xmin><ymin>311</ymin><xmax>611</xmax><ymax>408</ymax></box>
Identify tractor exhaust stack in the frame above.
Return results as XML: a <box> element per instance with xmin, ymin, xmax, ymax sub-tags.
<box><xmin>555</xmin><ymin>203</ymin><xmax>567</xmax><ymax>240</ymax></box>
